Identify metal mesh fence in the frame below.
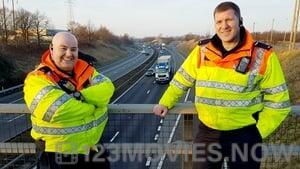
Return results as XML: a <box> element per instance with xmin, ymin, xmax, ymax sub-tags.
<box><xmin>261</xmin><ymin>113</ymin><xmax>300</xmax><ymax>169</ymax></box>
<box><xmin>0</xmin><ymin>106</ymin><xmax>299</xmax><ymax>169</ymax></box>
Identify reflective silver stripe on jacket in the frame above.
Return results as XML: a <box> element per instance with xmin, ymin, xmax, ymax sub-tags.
<box><xmin>247</xmin><ymin>48</ymin><xmax>265</xmax><ymax>87</ymax></box>
<box><xmin>263</xmin><ymin>83</ymin><xmax>288</xmax><ymax>95</ymax></box>
<box><xmin>92</xmin><ymin>74</ymin><xmax>107</xmax><ymax>85</ymax></box>
<box><xmin>196</xmin><ymin>80</ymin><xmax>259</xmax><ymax>93</ymax></box>
<box><xmin>177</xmin><ymin>67</ymin><xmax>195</xmax><ymax>84</ymax></box>
<box><xmin>171</xmin><ymin>79</ymin><xmax>189</xmax><ymax>91</ymax></box>
<box><xmin>264</xmin><ymin>100</ymin><xmax>290</xmax><ymax>109</ymax></box>
<box><xmin>195</xmin><ymin>95</ymin><xmax>263</xmax><ymax>107</ymax></box>
<box><xmin>33</xmin><ymin>112</ymin><xmax>108</xmax><ymax>135</ymax></box>
<box><xmin>195</xmin><ymin>48</ymin><xmax>265</xmax><ymax>94</ymax></box>
<box><xmin>30</xmin><ymin>86</ymin><xmax>56</xmax><ymax>112</ymax></box>
<box><xmin>42</xmin><ymin>93</ymin><xmax>72</xmax><ymax>122</ymax></box>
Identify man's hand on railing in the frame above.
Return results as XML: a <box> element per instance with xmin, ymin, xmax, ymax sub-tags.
<box><xmin>153</xmin><ymin>104</ymin><xmax>168</xmax><ymax>117</ymax></box>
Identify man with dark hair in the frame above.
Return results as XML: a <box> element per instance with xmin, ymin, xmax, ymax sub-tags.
<box><xmin>153</xmin><ymin>1</ymin><xmax>290</xmax><ymax>169</ymax></box>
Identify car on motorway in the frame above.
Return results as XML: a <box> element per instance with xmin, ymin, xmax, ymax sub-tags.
<box><xmin>145</xmin><ymin>68</ymin><xmax>155</xmax><ymax>76</ymax></box>
<box><xmin>141</xmin><ymin>49</ymin><xmax>150</xmax><ymax>55</ymax></box>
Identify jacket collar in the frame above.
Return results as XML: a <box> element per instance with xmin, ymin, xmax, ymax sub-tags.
<box><xmin>39</xmin><ymin>50</ymin><xmax>94</xmax><ymax>90</ymax></box>
<box><xmin>205</xmin><ymin>28</ymin><xmax>254</xmax><ymax>62</ymax></box>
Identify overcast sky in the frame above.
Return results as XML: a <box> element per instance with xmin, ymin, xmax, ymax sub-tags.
<box><xmin>9</xmin><ymin>0</ymin><xmax>293</xmax><ymax>38</ymax></box>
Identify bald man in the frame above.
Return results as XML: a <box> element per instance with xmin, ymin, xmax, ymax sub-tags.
<box><xmin>50</xmin><ymin>32</ymin><xmax>79</xmax><ymax>73</ymax></box>
<box><xmin>24</xmin><ymin>32</ymin><xmax>114</xmax><ymax>169</ymax></box>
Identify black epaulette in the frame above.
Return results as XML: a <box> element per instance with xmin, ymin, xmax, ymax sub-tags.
<box><xmin>254</xmin><ymin>41</ymin><xmax>272</xmax><ymax>50</ymax></box>
<box><xmin>78</xmin><ymin>51</ymin><xmax>97</xmax><ymax>66</ymax></box>
<box><xmin>38</xmin><ymin>66</ymin><xmax>51</xmax><ymax>73</ymax></box>
<box><xmin>198</xmin><ymin>38</ymin><xmax>211</xmax><ymax>46</ymax></box>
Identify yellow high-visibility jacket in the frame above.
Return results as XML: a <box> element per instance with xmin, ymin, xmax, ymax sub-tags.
<box><xmin>160</xmin><ymin>30</ymin><xmax>290</xmax><ymax>139</ymax></box>
<box><xmin>24</xmin><ymin>50</ymin><xmax>114</xmax><ymax>154</ymax></box>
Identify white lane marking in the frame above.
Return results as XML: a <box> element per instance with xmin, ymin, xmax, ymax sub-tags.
<box><xmin>157</xmin><ymin>154</ymin><xmax>166</xmax><ymax>169</ymax></box>
<box><xmin>111</xmin><ymin>74</ymin><xmax>145</xmax><ymax>103</ymax></box>
<box><xmin>157</xmin><ymin>126</ymin><xmax>161</xmax><ymax>132</ymax></box>
<box><xmin>184</xmin><ymin>88</ymin><xmax>191</xmax><ymax>102</ymax></box>
<box><xmin>7</xmin><ymin>114</ymin><xmax>25</xmax><ymax>123</ymax></box>
<box><xmin>154</xmin><ymin>134</ymin><xmax>159</xmax><ymax>141</ymax></box>
<box><xmin>168</xmin><ymin>114</ymin><xmax>181</xmax><ymax>143</ymax></box>
<box><xmin>10</xmin><ymin>97</ymin><xmax>23</xmax><ymax>104</ymax></box>
<box><xmin>153</xmin><ymin>80</ymin><xmax>156</xmax><ymax>84</ymax></box>
<box><xmin>110</xmin><ymin>131</ymin><xmax>120</xmax><ymax>143</ymax></box>
<box><xmin>146</xmin><ymin>90</ymin><xmax>150</xmax><ymax>94</ymax></box>
<box><xmin>145</xmin><ymin>156</ymin><xmax>152</xmax><ymax>166</ymax></box>
<box><xmin>157</xmin><ymin>114</ymin><xmax>181</xmax><ymax>169</ymax></box>
<box><xmin>160</xmin><ymin>119</ymin><xmax>163</xmax><ymax>124</ymax></box>
<box><xmin>157</xmin><ymin>88</ymin><xmax>191</xmax><ymax>169</ymax></box>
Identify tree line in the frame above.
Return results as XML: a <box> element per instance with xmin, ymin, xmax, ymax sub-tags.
<box><xmin>68</xmin><ymin>21</ymin><xmax>133</xmax><ymax>47</ymax></box>
<box><xmin>0</xmin><ymin>8</ymin><xmax>134</xmax><ymax>50</ymax></box>
<box><xmin>0</xmin><ymin>7</ymin><xmax>48</xmax><ymax>47</ymax></box>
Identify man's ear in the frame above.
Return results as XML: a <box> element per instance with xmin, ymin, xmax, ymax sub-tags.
<box><xmin>239</xmin><ymin>17</ymin><xmax>243</xmax><ymax>26</ymax></box>
<box><xmin>49</xmin><ymin>44</ymin><xmax>53</xmax><ymax>54</ymax></box>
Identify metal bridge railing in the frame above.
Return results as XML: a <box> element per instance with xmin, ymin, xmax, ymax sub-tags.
<box><xmin>0</xmin><ymin>104</ymin><xmax>299</xmax><ymax>169</ymax></box>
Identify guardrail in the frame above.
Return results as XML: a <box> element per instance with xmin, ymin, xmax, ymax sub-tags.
<box><xmin>0</xmin><ymin>104</ymin><xmax>299</xmax><ymax>169</ymax></box>
<box><xmin>0</xmin><ymin>84</ymin><xmax>24</xmax><ymax>98</ymax></box>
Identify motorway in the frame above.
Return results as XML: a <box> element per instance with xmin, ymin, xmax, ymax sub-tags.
<box><xmin>101</xmin><ymin>47</ymin><xmax>192</xmax><ymax>169</ymax></box>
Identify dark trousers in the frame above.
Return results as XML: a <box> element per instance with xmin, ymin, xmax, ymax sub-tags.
<box><xmin>37</xmin><ymin>149</ymin><xmax>110</xmax><ymax>169</ymax></box>
<box><xmin>192</xmin><ymin>121</ymin><xmax>262</xmax><ymax>169</ymax></box>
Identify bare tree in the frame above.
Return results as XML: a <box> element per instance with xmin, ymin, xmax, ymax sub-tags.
<box><xmin>86</xmin><ymin>20</ymin><xmax>96</xmax><ymax>44</ymax></box>
<box><xmin>32</xmin><ymin>10</ymin><xmax>48</xmax><ymax>47</ymax></box>
<box><xmin>120</xmin><ymin>33</ymin><xmax>133</xmax><ymax>45</ymax></box>
<box><xmin>96</xmin><ymin>26</ymin><xmax>117</xmax><ymax>44</ymax></box>
<box><xmin>0</xmin><ymin>9</ymin><xmax>4</xmax><ymax>45</ymax></box>
<box><xmin>68</xmin><ymin>21</ymin><xmax>89</xmax><ymax>45</ymax></box>
<box><xmin>0</xmin><ymin>1</ymin><xmax>8</xmax><ymax>44</ymax></box>
<box><xmin>16</xmin><ymin>8</ymin><xmax>34</xmax><ymax>44</ymax></box>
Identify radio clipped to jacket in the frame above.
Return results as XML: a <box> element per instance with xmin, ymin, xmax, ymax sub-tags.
<box><xmin>57</xmin><ymin>79</ymin><xmax>83</xmax><ymax>100</ymax></box>
<box><xmin>235</xmin><ymin>57</ymin><xmax>251</xmax><ymax>74</ymax></box>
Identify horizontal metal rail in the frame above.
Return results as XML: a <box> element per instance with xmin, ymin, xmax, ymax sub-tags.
<box><xmin>0</xmin><ymin>103</ymin><xmax>196</xmax><ymax>114</ymax></box>
<box><xmin>1</xmin><ymin>142</ymin><xmax>299</xmax><ymax>156</ymax></box>
<box><xmin>0</xmin><ymin>84</ymin><xmax>24</xmax><ymax>95</ymax></box>
<box><xmin>0</xmin><ymin>103</ymin><xmax>299</xmax><ymax>115</ymax></box>
<box><xmin>0</xmin><ymin>143</ymin><xmax>36</xmax><ymax>154</ymax></box>
<box><xmin>0</xmin><ymin>84</ymin><xmax>24</xmax><ymax>98</ymax></box>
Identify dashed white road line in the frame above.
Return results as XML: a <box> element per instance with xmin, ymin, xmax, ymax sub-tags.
<box><xmin>160</xmin><ymin>119</ymin><xmax>163</xmax><ymax>124</ymax></box>
<box><xmin>146</xmin><ymin>90</ymin><xmax>150</xmax><ymax>94</ymax></box>
<box><xmin>157</xmin><ymin>126</ymin><xmax>161</xmax><ymax>132</ymax></box>
<box><xmin>145</xmin><ymin>156</ymin><xmax>152</xmax><ymax>166</ymax></box>
<box><xmin>110</xmin><ymin>131</ymin><xmax>120</xmax><ymax>143</ymax></box>
<box><xmin>154</xmin><ymin>134</ymin><xmax>159</xmax><ymax>141</ymax></box>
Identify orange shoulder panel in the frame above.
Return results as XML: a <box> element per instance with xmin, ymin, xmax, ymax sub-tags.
<box><xmin>74</xmin><ymin>59</ymin><xmax>94</xmax><ymax>90</ymax></box>
<box><xmin>259</xmin><ymin>49</ymin><xmax>273</xmax><ymax>75</ymax></box>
